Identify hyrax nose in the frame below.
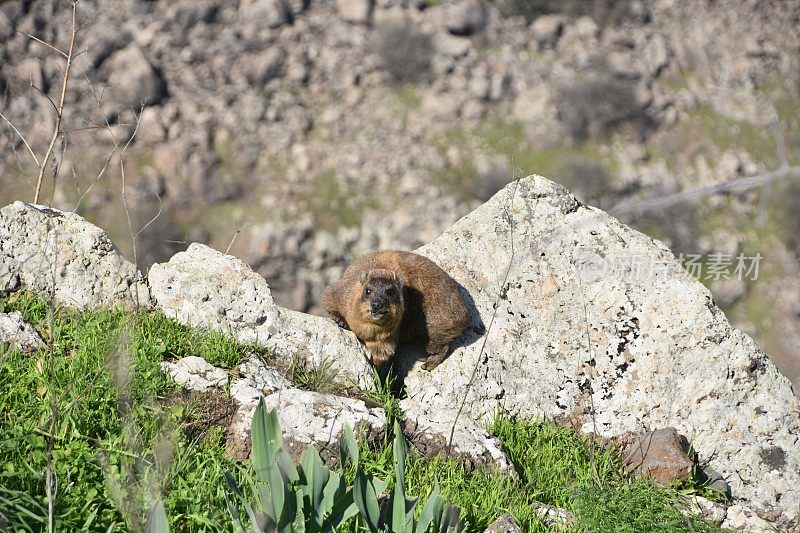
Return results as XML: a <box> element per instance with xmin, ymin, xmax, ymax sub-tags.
<box><xmin>371</xmin><ymin>299</ymin><xmax>386</xmax><ymax>313</ymax></box>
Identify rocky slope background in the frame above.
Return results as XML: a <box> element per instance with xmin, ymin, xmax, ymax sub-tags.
<box><xmin>1</xmin><ymin>176</ymin><xmax>799</xmax><ymax>530</ymax></box>
<box><xmin>0</xmin><ymin>0</ymin><xmax>799</xmax><ymax>392</ymax></box>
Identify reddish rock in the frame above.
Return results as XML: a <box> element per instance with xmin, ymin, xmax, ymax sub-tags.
<box><xmin>623</xmin><ymin>427</ymin><xmax>693</xmax><ymax>484</ymax></box>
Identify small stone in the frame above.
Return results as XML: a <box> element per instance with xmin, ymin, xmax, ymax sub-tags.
<box><xmin>531</xmin><ymin>503</ymin><xmax>576</xmax><ymax>528</ymax></box>
<box><xmin>0</xmin><ymin>311</ymin><xmax>44</xmax><ymax>353</ymax></box>
<box><xmin>530</xmin><ymin>15</ymin><xmax>564</xmax><ymax>50</ymax></box>
<box><xmin>241</xmin><ymin>0</ymin><xmax>292</xmax><ymax>29</ymax></box>
<box><xmin>623</xmin><ymin>427</ymin><xmax>693</xmax><ymax>484</ymax></box>
<box><xmin>722</xmin><ymin>504</ymin><xmax>775</xmax><ymax>532</ymax></box>
<box><xmin>433</xmin><ymin>32</ymin><xmax>471</xmax><ymax>58</ymax></box>
<box><xmin>160</xmin><ymin>356</ymin><xmax>229</xmax><ymax>391</ymax></box>
<box><xmin>484</xmin><ymin>514</ymin><xmax>522</xmax><ymax>533</ymax></box>
<box><xmin>445</xmin><ymin>0</ymin><xmax>487</xmax><ymax>36</ymax></box>
<box><xmin>336</xmin><ymin>0</ymin><xmax>374</xmax><ymax>24</ymax></box>
<box><xmin>686</xmin><ymin>496</ymin><xmax>726</xmax><ymax>525</ymax></box>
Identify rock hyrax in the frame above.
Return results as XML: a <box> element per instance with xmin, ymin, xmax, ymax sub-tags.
<box><xmin>323</xmin><ymin>250</ymin><xmax>470</xmax><ymax>372</ymax></box>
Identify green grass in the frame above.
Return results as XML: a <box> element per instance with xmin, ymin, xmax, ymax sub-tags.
<box><xmin>0</xmin><ymin>291</ymin><xmax>257</xmax><ymax>531</ymax></box>
<box><xmin>0</xmin><ymin>290</ymin><xmax>723</xmax><ymax>531</ymax></box>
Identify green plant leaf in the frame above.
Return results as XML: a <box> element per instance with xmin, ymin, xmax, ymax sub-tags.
<box><xmin>339</xmin><ymin>424</ymin><xmax>359</xmax><ymax>473</ymax></box>
<box><xmin>353</xmin><ymin>469</ymin><xmax>387</xmax><ymax>533</ymax></box>
<box><xmin>300</xmin><ymin>447</ymin><xmax>331</xmax><ymax>530</ymax></box>
<box><xmin>223</xmin><ymin>471</ymin><xmax>263</xmax><ymax>533</ymax></box>
<box><xmin>324</xmin><ymin>489</ymin><xmax>359</xmax><ymax>533</ymax></box>
<box><xmin>415</xmin><ymin>482</ymin><xmax>443</xmax><ymax>533</ymax></box>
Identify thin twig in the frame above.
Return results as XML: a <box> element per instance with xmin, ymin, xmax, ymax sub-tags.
<box><xmin>34</xmin><ymin>1</ymin><xmax>79</xmax><ymax>204</ymax></box>
<box><xmin>0</xmin><ymin>110</ymin><xmax>40</xmax><ymax>168</ymax></box>
<box><xmin>21</xmin><ymin>31</ymin><xmax>69</xmax><ymax>58</ymax></box>
<box><xmin>225</xmin><ymin>221</ymin><xmax>245</xmax><ymax>254</ymax></box>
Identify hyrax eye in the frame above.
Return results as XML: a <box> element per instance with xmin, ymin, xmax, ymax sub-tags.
<box><xmin>365</xmin><ymin>288</ymin><xmax>372</xmax><ymax>295</ymax></box>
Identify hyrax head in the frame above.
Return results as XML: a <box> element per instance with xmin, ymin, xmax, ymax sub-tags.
<box><xmin>358</xmin><ymin>269</ymin><xmax>405</xmax><ymax>325</ymax></box>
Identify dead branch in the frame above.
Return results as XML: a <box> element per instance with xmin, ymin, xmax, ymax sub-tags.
<box><xmin>34</xmin><ymin>1</ymin><xmax>80</xmax><ymax>204</ymax></box>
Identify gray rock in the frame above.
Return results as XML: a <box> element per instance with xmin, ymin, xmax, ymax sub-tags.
<box><xmin>710</xmin><ymin>278</ymin><xmax>747</xmax><ymax>308</ymax></box>
<box><xmin>147</xmin><ymin>243</ymin><xmax>374</xmax><ymax>390</ymax></box>
<box><xmin>0</xmin><ymin>311</ymin><xmax>44</xmax><ymax>353</ymax></box>
<box><xmin>241</xmin><ymin>0</ymin><xmax>292</xmax><ymax>29</ymax></box>
<box><xmin>160</xmin><ymin>356</ymin><xmax>229</xmax><ymax>391</ymax></box>
<box><xmin>530</xmin><ymin>15</ymin><xmax>564</xmax><ymax>50</ymax></box>
<box><xmin>400</xmin><ymin>398</ymin><xmax>515</xmax><ymax>475</ymax></box>
<box><xmin>403</xmin><ymin>176</ymin><xmax>800</xmax><ymax>528</ymax></box>
<box><xmin>483</xmin><ymin>514</ymin><xmax>522</xmax><ymax>533</ymax></box>
<box><xmin>531</xmin><ymin>503</ymin><xmax>575</xmax><ymax>528</ymax></box>
<box><xmin>0</xmin><ymin>11</ymin><xmax>13</xmax><ymax>40</ymax></box>
<box><xmin>722</xmin><ymin>504</ymin><xmax>775</xmax><ymax>532</ymax></box>
<box><xmin>0</xmin><ymin>202</ymin><xmax>149</xmax><ymax>310</ymax></box>
<box><xmin>433</xmin><ymin>32</ymin><xmax>471</xmax><ymax>58</ymax></box>
<box><xmin>445</xmin><ymin>0</ymin><xmax>487</xmax><ymax>36</ymax></box>
<box><xmin>336</xmin><ymin>0</ymin><xmax>374</xmax><ymax>24</ymax></box>
<box><xmin>623</xmin><ymin>427</ymin><xmax>693</xmax><ymax>484</ymax></box>
<box><xmin>229</xmin><ymin>387</ymin><xmax>387</xmax><ymax>461</ymax></box>
<box><xmin>686</xmin><ymin>496</ymin><xmax>726</xmax><ymax>526</ymax></box>
<box><xmin>103</xmin><ymin>46</ymin><xmax>167</xmax><ymax>109</ymax></box>
<box><xmin>238</xmin><ymin>355</ymin><xmax>294</xmax><ymax>393</ymax></box>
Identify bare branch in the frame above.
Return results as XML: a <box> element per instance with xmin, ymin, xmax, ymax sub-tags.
<box><xmin>0</xmin><ymin>110</ymin><xmax>40</xmax><ymax>167</ymax></box>
<box><xmin>610</xmin><ymin>164</ymin><xmax>800</xmax><ymax>217</ymax></box>
<box><xmin>21</xmin><ymin>31</ymin><xmax>69</xmax><ymax>59</ymax></box>
<box><xmin>34</xmin><ymin>1</ymin><xmax>80</xmax><ymax>204</ymax></box>
<box><xmin>135</xmin><ymin>194</ymin><xmax>163</xmax><ymax>239</ymax></box>
<box><xmin>225</xmin><ymin>221</ymin><xmax>245</xmax><ymax>254</ymax></box>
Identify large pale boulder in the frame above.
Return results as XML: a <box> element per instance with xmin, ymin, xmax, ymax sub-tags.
<box><xmin>0</xmin><ymin>202</ymin><xmax>149</xmax><ymax>309</ymax></box>
<box><xmin>147</xmin><ymin>243</ymin><xmax>374</xmax><ymax>389</ymax></box>
<box><xmin>401</xmin><ymin>175</ymin><xmax>799</xmax><ymax>528</ymax></box>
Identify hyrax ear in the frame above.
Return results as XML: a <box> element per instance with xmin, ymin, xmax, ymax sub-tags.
<box><xmin>393</xmin><ymin>271</ymin><xmax>407</xmax><ymax>287</ymax></box>
<box><xmin>359</xmin><ymin>271</ymin><xmax>369</xmax><ymax>284</ymax></box>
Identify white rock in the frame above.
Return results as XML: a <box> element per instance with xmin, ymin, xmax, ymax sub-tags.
<box><xmin>147</xmin><ymin>243</ymin><xmax>374</xmax><ymax>390</ymax></box>
<box><xmin>0</xmin><ymin>311</ymin><xmax>44</xmax><ymax>352</ymax></box>
<box><xmin>160</xmin><ymin>356</ymin><xmax>229</xmax><ymax>391</ymax></box>
<box><xmin>403</xmin><ymin>175</ymin><xmax>800</xmax><ymax>528</ymax></box>
<box><xmin>722</xmin><ymin>504</ymin><xmax>775</xmax><ymax>532</ymax></box>
<box><xmin>229</xmin><ymin>388</ymin><xmax>387</xmax><ymax>460</ymax></box>
<box><xmin>336</xmin><ymin>0</ymin><xmax>374</xmax><ymax>24</ymax></box>
<box><xmin>0</xmin><ymin>203</ymin><xmax>149</xmax><ymax>310</ymax></box>
<box><xmin>444</xmin><ymin>0</ymin><xmax>487</xmax><ymax>36</ymax></box>
<box><xmin>239</xmin><ymin>355</ymin><xmax>293</xmax><ymax>393</ymax></box>
<box><xmin>686</xmin><ymin>496</ymin><xmax>726</xmax><ymax>525</ymax></box>
<box><xmin>400</xmin><ymin>398</ymin><xmax>515</xmax><ymax>475</ymax></box>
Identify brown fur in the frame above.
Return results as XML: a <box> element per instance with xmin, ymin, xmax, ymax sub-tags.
<box><xmin>323</xmin><ymin>250</ymin><xmax>470</xmax><ymax>371</ymax></box>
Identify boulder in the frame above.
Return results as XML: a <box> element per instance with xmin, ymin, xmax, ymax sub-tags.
<box><xmin>0</xmin><ymin>202</ymin><xmax>149</xmax><ymax>310</ymax></box>
<box><xmin>147</xmin><ymin>243</ymin><xmax>374</xmax><ymax>390</ymax></box>
<box><xmin>103</xmin><ymin>45</ymin><xmax>167</xmax><ymax>109</ymax></box>
<box><xmin>0</xmin><ymin>311</ymin><xmax>44</xmax><ymax>353</ymax></box>
<box><xmin>401</xmin><ymin>175</ymin><xmax>799</xmax><ymax>528</ymax></box>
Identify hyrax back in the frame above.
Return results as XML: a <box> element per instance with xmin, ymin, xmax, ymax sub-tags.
<box><xmin>323</xmin><ymin>250</ymin><xmax>470</xmax><ymax>371</ymax></box>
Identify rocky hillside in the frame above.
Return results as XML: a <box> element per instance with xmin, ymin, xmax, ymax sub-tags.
<box><xmin>2</xmin><ymin>176</ymin><xmax>799</xmax><ymax>530</ymax></box>
<box><xmin>1</xmin><ymin>0</ymin><xmax>799</xmax><ymax>390</ymax></box>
